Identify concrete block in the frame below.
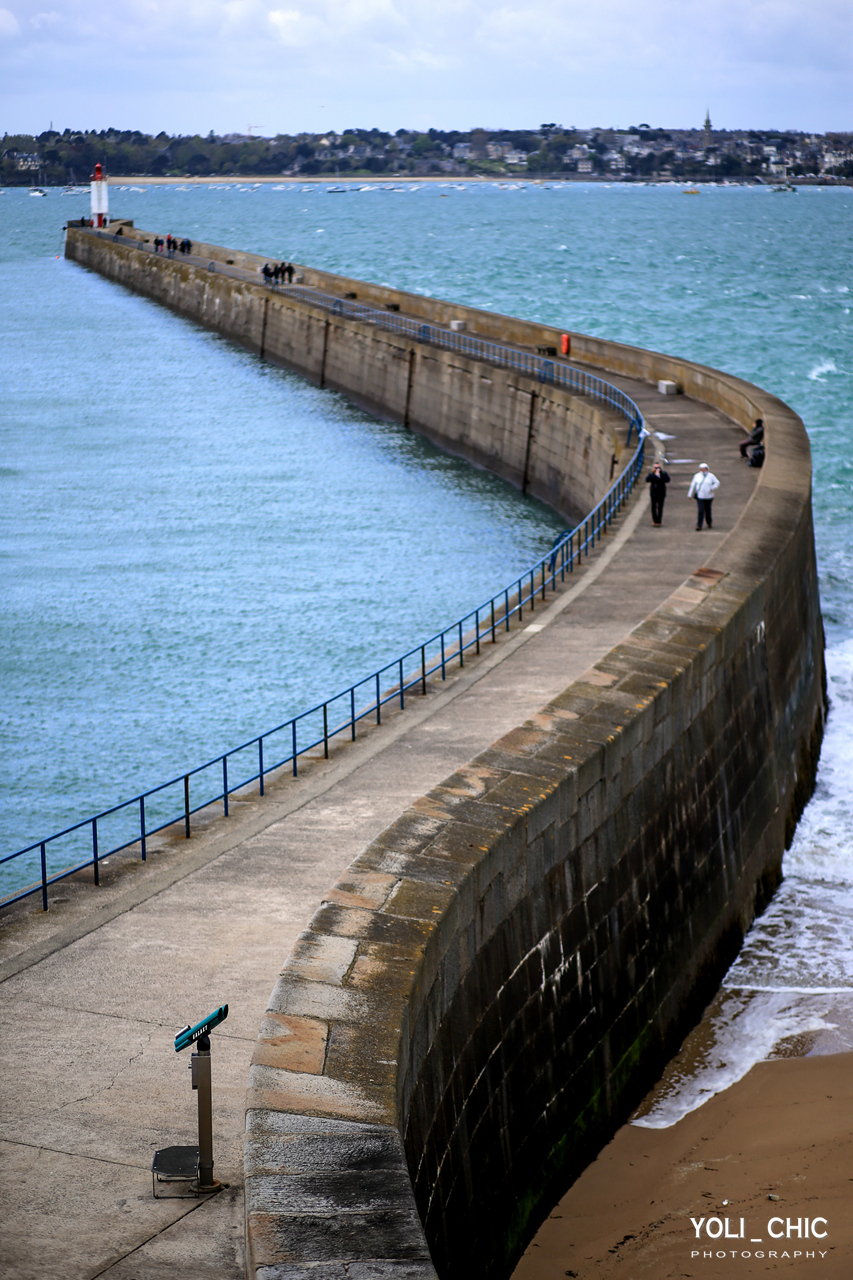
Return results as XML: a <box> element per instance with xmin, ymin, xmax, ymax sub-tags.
<box><xmin>282</xmin><ymin>933</ymin><xmax>359</xmax><ymax>985</ymax></box>
<box><xmin>247</xmin><ymin>1065</ymin><xmax>390</xmax><ymax>1124</ymax></box>
<box><xmin>657</xmin><ymin>379</ymin><xmax>678</xmax><ymax>395</ymax></box>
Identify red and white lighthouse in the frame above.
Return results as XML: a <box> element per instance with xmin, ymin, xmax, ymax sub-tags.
<box><xmin>90</xmin><ymin>162</ymin><xmax>109</xmax><ymax>227</ymax></box>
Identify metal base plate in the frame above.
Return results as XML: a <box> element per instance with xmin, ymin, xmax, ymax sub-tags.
<box><xmin>152</xmin><ymin>1145</ymin><xmax>199</xmax><ymax>1180</ymax></box>
<box><xmin>152</xmin><ymin>1145</ymin><xmax>205</xmax><ymax>1198</ymax></box>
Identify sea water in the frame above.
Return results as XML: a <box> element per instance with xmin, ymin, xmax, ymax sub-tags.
<box><xmin>1</xmin><ymin>183</ymin><xmax>852</xmax><ymax>1105</ymax></box>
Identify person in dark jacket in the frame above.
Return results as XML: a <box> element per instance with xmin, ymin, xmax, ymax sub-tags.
<box><xmin>645</xmin><ymin>462</ymin><xmax>671</xmax><ymax>525</ymax></box>
<box><xmin>740</xmin><ymin>418</ymin><xmax>764</xmax><ymax>459</ymax></box>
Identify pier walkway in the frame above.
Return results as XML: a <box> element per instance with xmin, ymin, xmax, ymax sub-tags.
<box><xmin>0</xmin><ymin>372</ymin><xmax>757</xmax><ymax>1279</ymax></box>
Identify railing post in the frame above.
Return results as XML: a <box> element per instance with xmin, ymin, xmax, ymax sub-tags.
<box><xmin>259</xmin><ymin>737</ymin><xmax>265</xmax><ymax>795</ymax></box>
<box><xmin>292</xmin><ymin>721</ymin><xmax>298</xmax><ymax>776</ymax></box>
<box><xmin>351</xmin><ymin>688</ymin><xmax>356</xmax><ymax>740</ymax></box>
<box><xmin>441</xmin><ymin>633</ymin><xmax>446</xmax><ymax>680</ymax></box>
<box><xmin>140</xmin><ymin>796</ymin><xmax>147</xmax><ymax>862</ymax></box>
<box><xmin>491</xmin><ymin>599</ymin><xmax>496</xmax><ymax>643</ymax></box>
<box><xmin>184</xmin><ymin>775</ymin><xmax>191</xmax><ymax>837</ymax></box>
<box><xmin>222</xmin><ymin>757</ymin><xmax>229</xmax><ymax>816</ymax></box>
<box><xmin>458</xmin><ymin>620</ymin><xmax>464</xmax><ymax>667</ymax></box>
<box><xmin>40</xmin><ymin>842</ymin><xmax>48</xmax><ymax>912</ymax></box>
<box><xmin>376</xmin><ymin>673</ymin><xmax>381</xmax><ymax>723</ymax></box>
<box><xmin>323</xmin><ymin>704</ymin><xmax>329</xmax><ymax>757</ymax></box>
<box><xmin>505</xmin><ymin>589</ymin><xmax>510</xmax><ymax>631</ymax></box>
<box><xmin>518</xmin><ymin>579</ymin><xmax>523</xmax><ymax>621</ymax></box>
<box><xmin>399</xmin><ymin>659</ymin><xmax>405</xmax><ymax>708</ymax></box>
<box><xmin>421</xmin><ymin>646</ymin><xmax>427</xmax><ymax>695</ymax></box>
<box><xmin>92</xmin><ymin>817</ymin><xmax>99</xmax><ymax>886</ymax></box>
<box><xmin>475</xmin><ymin>608</ymin><xmax>480</xmax><ymax>654</ymax></box>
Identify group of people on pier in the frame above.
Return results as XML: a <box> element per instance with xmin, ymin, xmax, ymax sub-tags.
<box><xmin>262</xmin><ymin>261</ymin><xmax>296</xmax><ymax>286</ymax></box>
<box><xmin>152</xmin><ymin>235</ymin><xmax>193</xmax><ymax>257</ymax></box>
<box><xmin>644</xmin><ymin>418</ymin><xmax>764</xmax><ymax>530</ymax></box>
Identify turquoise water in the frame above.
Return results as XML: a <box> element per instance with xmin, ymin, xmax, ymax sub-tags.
<box><xmin>1</xmin><ymin>183</ymin><xmax>852</xmax><ymax>1032</ymax></box>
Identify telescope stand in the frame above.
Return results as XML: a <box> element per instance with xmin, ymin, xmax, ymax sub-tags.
<box><xmin>152</xmin><ymin>1033</ymin><xmax>222</xmax><ymax>1197</ymax></box>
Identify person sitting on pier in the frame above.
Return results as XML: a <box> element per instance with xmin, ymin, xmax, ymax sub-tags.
<box><xmin>740</xmin><ymin>418</ymin><xmax>764</xmax><ymax>459</ymax></box>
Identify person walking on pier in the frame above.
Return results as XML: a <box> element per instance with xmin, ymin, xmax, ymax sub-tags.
<box><xmin>645</xmin><ymin>462</ymin><xmax>671</xmax><ymax>526</ymax></box>
<box><xmin>688</xmin><ymin>462</ymin><xmax>719</xmax><ymax>530</ymax></box>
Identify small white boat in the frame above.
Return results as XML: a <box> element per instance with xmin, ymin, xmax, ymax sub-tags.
<box><xmin>29</xmin><ymin>187</ymin><xmax>47</xmax><ymax>197</ymax></box>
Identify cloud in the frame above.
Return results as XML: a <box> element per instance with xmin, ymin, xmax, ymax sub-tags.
<box><xmin>0</xmin><ymin>0</ymin><xmax>850</xmax><ymax>133</ymax></box>
<box><xmin>267</xmin><ymin>6</ymin><xmax>324</xmax><ymax>45</ymax></box>
<box><xmin>0</xmin><ymin>6</ymin><xmax>21</xmax><ymax>35</ymax></box>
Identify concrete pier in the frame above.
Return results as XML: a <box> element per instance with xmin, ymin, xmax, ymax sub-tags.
<box><xmin>1</xmin><ymin>234</ymin><xmax>824</xmax><ymax>1279</ymax></box>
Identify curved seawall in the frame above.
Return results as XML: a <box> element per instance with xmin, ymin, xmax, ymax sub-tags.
<box><xmin>65</xmin><ymin>227</ymin><xmax>825</xmax><ymax>1279</ymax></box>
<box><xmin>65</xmin><ymin>226</ymin><xmax>632</xmax><ymax>527</ymax></box>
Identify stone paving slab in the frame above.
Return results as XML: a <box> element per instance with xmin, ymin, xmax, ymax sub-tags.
<box><xmin>0</xmin><ymin>378</ymin><xmax>757</xmax><ymax>1279</ymax></box>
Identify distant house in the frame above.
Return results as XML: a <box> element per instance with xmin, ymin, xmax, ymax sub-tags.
<box><xmin>822</xmin><ymin>150</ymin><xmax>850</xmax><ymax>172</ymax></box>
<box><xmin>2</xmin><ymin>150</ymin><xmax>41</xmax><ymax>170</ymax></box>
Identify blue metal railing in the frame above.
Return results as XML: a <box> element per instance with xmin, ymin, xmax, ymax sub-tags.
<box><xmin>81</xmin><ymin>228</ymin><xmax>644</xmax><ymax>443</ymax></box>
<box><xmin>3</xmin><ymin>434</ymin><xmax>645</xmax><ymax>912</ymax></box>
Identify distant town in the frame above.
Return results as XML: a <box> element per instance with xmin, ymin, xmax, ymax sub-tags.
<box><xmin>3</xmin><ymin>118</ymin><xmax>852</xmax><ymax>185</ymax></box>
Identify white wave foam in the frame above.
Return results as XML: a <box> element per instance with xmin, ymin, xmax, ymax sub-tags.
<box><xmin>786</xmin><ymin>638</ymin><xmax>853</xmax><ymax>881</ymax></box>
<box><xmin>632</xmin><ymin>991</ymin><xmax>841</xmax><ymax>1130</ymax></box>
<box><xmin>808</xmin><ymin>358</ymin><xmax>838</xmax><ymax>380</ymax></box>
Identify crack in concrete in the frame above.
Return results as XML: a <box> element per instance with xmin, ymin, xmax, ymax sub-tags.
<box><xmin>0</xmin><ymin>1135</ymin><xmax>152</xmax><ymax>1171</ymax></box>
<box><xmin>84</xmin><ymin>1197</ymin><xmax>212</xmax><ymax>1280</ymax></box>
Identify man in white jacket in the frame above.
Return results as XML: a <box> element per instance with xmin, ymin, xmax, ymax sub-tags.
<box><xmin>688</xmin><ymin>462</ymin><xmax>720</xmax><ymax>530</ymax></box>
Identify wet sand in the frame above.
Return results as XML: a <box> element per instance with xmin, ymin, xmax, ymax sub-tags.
<box><xmin>513</xmin><ymin>1052</ymin><xmax>853</xmax><ymax>1278</ymax></box>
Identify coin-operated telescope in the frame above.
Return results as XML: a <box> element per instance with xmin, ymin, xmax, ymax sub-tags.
<box><xmin>151</xmin><ymin>1003</ymin><xmax>229</xmax><ymax>1196</ymax></box>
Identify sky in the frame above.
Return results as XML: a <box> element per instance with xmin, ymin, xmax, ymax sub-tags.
<box><xmin>0</xmin><ymin>0</ymin><xmax>850</xmax><ymax>137</ymax></box>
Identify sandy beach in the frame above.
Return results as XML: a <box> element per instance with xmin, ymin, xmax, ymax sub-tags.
<box><xmin>513</xmin><ymin>1052</ymin><xmax>853</xmax><ymax>1278</ymax></box>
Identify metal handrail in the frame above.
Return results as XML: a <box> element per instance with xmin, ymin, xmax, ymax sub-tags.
<box><xmin>11</xmin><ymin>230</ymin><xmax>649</xmax><ymax>911</ymax></box>
<box><xmin>82</xmin><ymin>228</ymin><xmax>645</xmax><ymax>443</ymax></box>
<box><xmin>3</xmin><ymin>433</ymin><xmax>644</xmax><ymax>912</ymax></box>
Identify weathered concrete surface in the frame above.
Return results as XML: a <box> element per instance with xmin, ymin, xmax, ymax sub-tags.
<box><xmin>0</xmin><ymin>374</ymin><xmax>760</xmax><ymax>1280</ymax></box>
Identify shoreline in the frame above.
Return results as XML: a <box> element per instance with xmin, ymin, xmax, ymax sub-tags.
<box><xmin>83</xmin><ymin>174</ymin><xmax>850</xmax><ymax>189</ymax></box>
<box><xmin>5</xmin><ymin>173</ymin><xmax>850</xmax><ymax>189</ymax></box>
<box><xmin>513</xmin><ymin>1050</ymin><xmax>853</xmax><ymax>1278</ymax></box>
